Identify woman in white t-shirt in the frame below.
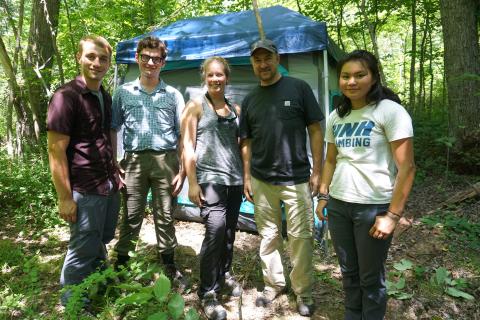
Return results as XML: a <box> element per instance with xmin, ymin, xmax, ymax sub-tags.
<box><xmin>315</xmin><ymin>50</ymin><xmax>416</xmax><ymax>319</ymax></box>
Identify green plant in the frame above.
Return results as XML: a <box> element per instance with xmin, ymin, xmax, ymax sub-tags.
<box><xmin>412</xmin><ymin>111</ymin><xmax>450</xmax><ymax>180</ymax></box>
<box><xmin>117</xmin><ymin>274</ymin><xmax>195</xmax><ymax>320</ymax></box>
<box><xmin>421</xmin><ymin>211</ymin><xmax>480</xmax><ymax>250</ymax></box>
<box><xmin>386</xmin><ymin>259</ymin><xmax>414</xmax><ymax>300</ymax></box>
<box><xmin>0</xmin><ymin>150</ymin><xmax>60</xmax><ymax>230</ymax></box>
<box><xmin>430</xmin><ymin>267</ymin><xmax>474</xmax><ymax>300</ymax></box>
<box><xmin>0</xmin><ymin>245</ymin><xmax>46</xmax><ymax>318</ymax></box>
<box><xmin>435</xmin><ymin>135</ymin><xmax>456</xmax><ymax>181</ymax></box>
<box><xmin>314</xmin><ymin>270</ymin><xmax>342</xmax><ymax>289</ymax></box>
<box><xmin>0</xmin><ymin>287</ymin><xmax>26</xmax><ymax>318</ymax></box>
<box><xmin>414</xmin><ymin>266</ymin><xmax>427</xmax><ymax>279</ymax></box>
<box><xmin>64</xmin><ymin>260</ymin><xmax>199</xmax><ymax>320</ymax></box>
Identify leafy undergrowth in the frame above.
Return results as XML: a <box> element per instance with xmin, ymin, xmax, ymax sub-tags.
<box><xmin>0</xmin><ymin>151</ymin><xmax>61</xmax><ymax>231</ymax></box>
<box><xmin>383</xmin><ymin>176</ymin><xmax>480</xmax><ymax>319</ymax></box>
<box><xmin>1</xmin><ymin>149</ymin><xmax>479</xmax><ymax>319</ymax></box>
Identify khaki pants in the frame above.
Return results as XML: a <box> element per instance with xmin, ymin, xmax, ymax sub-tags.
<box><xmin>115</xmin><ymin>150</ymin><xmax>178</xmax><ymax>256</ymax></box>
<box><xmin>251</xmin><ymin>177</ymin><xmax>314</xmax><ymax>299</ymax></box>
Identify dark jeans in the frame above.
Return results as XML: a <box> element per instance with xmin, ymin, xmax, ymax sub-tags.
<box><xmin>198</xmin><ymin>183</ymin><xmax>242</xmax><ymax>298</ymax></box>
<box><xmin>61</xmin><ymin>189</ymin><xmax>120</xmax><ymax>305</ymax></box>
<box><xmin>327</xmin><ymin>197</ymin><xmax>391</xmax><ymax>320</ymax></box>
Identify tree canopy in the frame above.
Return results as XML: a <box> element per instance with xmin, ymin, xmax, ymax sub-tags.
<box><xmin>0</xmin><ymin>0</ymin><xmax>479</xmax><ymax>166</ymax></box>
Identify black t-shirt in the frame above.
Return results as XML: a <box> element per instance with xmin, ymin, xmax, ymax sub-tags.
<box><xmin>239</xmin><ymin>76</ymin><xmax>324</xmax><ymax>185</ymax></box>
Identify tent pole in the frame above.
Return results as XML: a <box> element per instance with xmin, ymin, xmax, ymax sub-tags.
<box><xmin>113</xmin><ymin>64</ymin><xmax>118</xmax><ymax>90</ymax></box>
<box><xmin>252</xmin><ymin>0</ymin><xmax>266</xmax><ymax>40</ymax></box>
<box><xmin>322</xmin><ymin>50</ymin><xmax>329</xmax><ymax>121</ymax></box>
<box><xmin>322</xmin><ymin>49</ymin><xmax>330</xmax><ymax>255</ymax></box>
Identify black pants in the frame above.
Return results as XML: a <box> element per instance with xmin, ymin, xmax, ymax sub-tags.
<box><xmin>198</xmin><ymin>183</ymin><xmax>243</xmax><ymax>298</ymax></box>
<box><xmin>327</xmin><ymin>197</ymin><xmax>391</xmax><ymax>320</ymax></box>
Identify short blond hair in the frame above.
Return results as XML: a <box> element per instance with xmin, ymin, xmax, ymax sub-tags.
<box><xmin>78</xmin><ymin>35</ymin><xmax>112</xmax><ymax>57</ymax></box>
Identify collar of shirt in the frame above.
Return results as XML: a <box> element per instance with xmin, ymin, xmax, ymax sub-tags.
<box><xmin>74</xmin><ymin>75</ymin><xmax>107</xmax><ymax>96</ymax></box>
<box><xmin>132</xmin><ymin>78</ymin><xmax>167</xmax><ymax>95</ymax></box>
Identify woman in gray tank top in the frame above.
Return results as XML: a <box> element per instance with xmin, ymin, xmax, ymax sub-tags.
<box><xmin>181</xmin><ymin>56</ymin><xmax>243</xmax><ymax>320</ymax></box>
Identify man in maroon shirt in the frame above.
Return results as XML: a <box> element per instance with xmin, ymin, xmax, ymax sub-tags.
<box><xmin>47</xmin><ymin>35</ymin><xmax>120</xmax><ymax>306</ymax></box>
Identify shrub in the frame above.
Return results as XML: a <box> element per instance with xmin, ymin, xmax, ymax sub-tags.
<box><xmin>0</xmin><ymin>150</ymin><xmax>60</xmax><ymax>230</ymax></box>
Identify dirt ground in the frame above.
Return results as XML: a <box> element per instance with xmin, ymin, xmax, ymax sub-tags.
<box><xmin>126</xmin><ymin>176</ymin><xmax>480</xmax><ymax>320</ymax></box>
<box><xmin>3</xmin><ymin>176</ymin><xmax>478</xmax><ymax>320</ymax></box>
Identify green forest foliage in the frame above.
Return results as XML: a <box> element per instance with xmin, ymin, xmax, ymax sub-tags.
<box><xmin>0</xmin><ymin>0</ymin><xmax>447</xmax><ymax>107</ymax></box>
<box><xmin>0</xmin><ymin>149</ymin><xmax>60</xmax><ymax>230</ymax></box>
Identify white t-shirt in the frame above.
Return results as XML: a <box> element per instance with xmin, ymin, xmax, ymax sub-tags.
<box><xmin>325</xmin><ymin>99</ymin><xmax>413</xmax><ymax>204</ymax></box>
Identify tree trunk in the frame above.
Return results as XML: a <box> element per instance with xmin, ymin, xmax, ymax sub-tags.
<box><xmin>359</xmin><ymin>0</ymin><xmax>387</xmax><ymax>85</ymax></box>
<box><xmin>427</xmin><ymin>27</ymin><xmax>434</xmax><ymax>113</ymax></box>
<box><xmin>0</xmin><ymin>36</ymin><xmax>36</xmax><ymax>150</ymax></box>
<box><xmin>408</xmin><ymin>0</ymin><xmax>417</xmax><ymax>111</ymax></box>
<box><xmin>329</xmin><ymin>1</ymin><xmax>346</xmax><ymax>51</ymax></box>
<box><xmin>146</xmin><ymin>0</ymin><xmax>154</xmax><ymax>25</ymax></box>
<box><xmin>440</xmin><ymin>0</ymin><xmax>480</xmax><ymax>150</ymax></box>
<box><xmin>25</xmin><ymin>0</ymin><xmax>61</xmax><ymax>137</ymax></box>
<box><xmin>6</xmin><ymin>98</ymin><xmax>15</xmax><ymax>156</ymax></box>
<box><xmin>336</xmin><ymin>5</ymin><xmax>345</xmax><ymax>51</ymax></box>
<box><xmin>418</xmin><ymin>14</ymin><xmax>429</xmax><ymax>114</ymax></box>
<box><xmin>62</xmin><ymin>0</ymin><xmax>79</xmax><ymax>72</ymax></box>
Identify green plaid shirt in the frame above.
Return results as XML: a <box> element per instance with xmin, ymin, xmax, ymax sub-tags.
<box><xmin>112</xmin><ymin>78</ymin><xmax>185</xmax><ymax>151</ymax></box>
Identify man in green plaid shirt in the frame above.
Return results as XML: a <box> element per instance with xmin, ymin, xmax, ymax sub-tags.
<box><xmin>110</xmin><ymin>36</ymin><xmax>187</xmax><ymax>289</ymax></box>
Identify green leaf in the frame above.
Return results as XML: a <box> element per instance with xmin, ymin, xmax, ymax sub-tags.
<box><xmin>387</xmin><ymin>289</ymin><xmax>399</xmax><ymax>296</ymax></box>
<box><xmin>445</xmin><ymin>287</ymin><xmax>474</xmax><ymax>300</ymax></box>
<box><xmin>396</xmin><ymin>292</ymin><xmax>413</xmax><ymax>300</ymax></box>
<box><xmin>393</xmin><ymin>259</ymin><xmax>413</xmax><ymax>271</ymax></box>
<box><xmin>414</xmin><ymin>266</ymin><xmax>426</xmax><ymax>278</ymax></box>
<box><xmin>154</xmin><ymin>274</ymin><xmax>171</xmax><ymax>301</ymax></box>
<box><xmin>387</xmin><ymin>277</ymin><xmax>406</xmax><ymax>291</ymax></box>
<box><xmin>184</xmin><ymin>308</ymin><xmax>200</xmax><ymax>320</ymax></box>
<box><xmin>117</xmin><ymin>292</ymin><xmax>153</xmax><ymax>305</ymax></box>
<box><xmin>147</xmin><ymin>312</ymin><xmax>169</xmax><ymax>320</ymax></box>
<box><xmin>451</xmin><ymin>278</ymin><xmax>468</xmax><ymax>289</ymax></box>
<box><xmin>167</xmin><ymin>292</ymin><xmax>185</xmax><ymax>319</ymax></box>
<box><xmin>434</xmin><ymin>267</ymin><xmax>449</xmax><ymax>285</ymax></box>
<box><xmin>395</xmin><ymin>277</ymin><xmax>406</xmax><ymax>290</ymax></box>
<box><xmin>386</xmin><ymin>280</ymin><xmax>394</xmax><ymax>292</ymax></box>
<box><xmin>117</xmin><ymin>282</ymin><xmax>143</xmax><ymax>290</ymax></box>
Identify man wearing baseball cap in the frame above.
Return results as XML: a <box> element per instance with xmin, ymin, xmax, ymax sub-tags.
<box><xmin>239</xmin><ymin>38</ymin><xmax>324</xmax><ymax>317</ymax></box>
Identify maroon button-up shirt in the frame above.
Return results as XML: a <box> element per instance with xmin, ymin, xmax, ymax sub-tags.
<box><xmin>47</xmin><ymin>76</ymin><xmax>119</xmax><ymax>195</ymax></box>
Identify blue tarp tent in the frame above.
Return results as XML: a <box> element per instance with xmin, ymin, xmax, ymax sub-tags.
<box><xmin>116</xmin><ymin>5</ymin><xmax>331</xmax><ymax>63</ymax></box>
<box><xmin>114</xmin><ymin>5</ymin><xmax>342</xmax><ymax>111</ymax></box>
<box><xmin>114</xmin><ymin>5</ymin><xmax>342</xmax><ymax>235</ymax></box>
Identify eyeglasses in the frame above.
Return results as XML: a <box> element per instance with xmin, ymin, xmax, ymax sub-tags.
<box><xmin>139</xmin><ymin>54</ymin><xmax>164</xmax><ymax>64</ymax></box>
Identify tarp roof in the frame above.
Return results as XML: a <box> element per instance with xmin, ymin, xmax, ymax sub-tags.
<box><xmin>115</xmin><ymin>5</ymin><xmax>330</xmax><ymax>65</ymax></box>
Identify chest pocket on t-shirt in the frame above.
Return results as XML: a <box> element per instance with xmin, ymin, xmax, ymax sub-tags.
<box><xmin>277</xmin><ymin>100</ymin><xmax>303</xmax><ymax>120</ymax></box>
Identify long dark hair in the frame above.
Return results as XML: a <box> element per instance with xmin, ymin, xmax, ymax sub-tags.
<box><xmin>336</xmin><ymin>50</ymin><xmax>401</xmax><ymax>118</ymax></box>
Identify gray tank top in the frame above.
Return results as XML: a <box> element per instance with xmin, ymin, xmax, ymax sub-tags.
<box><xmin>195</xmin><ymin>95</ymin><xmax>243</xmax><ymax>186</ymax></box>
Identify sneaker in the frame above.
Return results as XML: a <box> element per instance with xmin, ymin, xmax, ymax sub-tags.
<box><xmin>164</xmin><ymin>264</ymin><xmax>189</xmax><ymax>293</ymax></box>
<box><xmin>224</xmin><ymin>272</ymin><xmax>242</xmax><ymax>297</ymax></box>
<box><xmin>202</xmin><ymin>292</ymin><xmax>227</xmax><ymax>320</ymax></box>
<box><xmin>296</xmin><ymin>296</ymin><xmax>314</xmax><ymax>317</ymax></box>
<box><xmin>255</xmin><ymin>288</ymin><xmax>282</xmax><ymax>307</ymax></box>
